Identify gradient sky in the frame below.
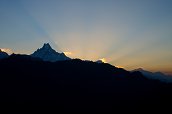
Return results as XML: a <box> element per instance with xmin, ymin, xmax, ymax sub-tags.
<box><xmin>0</xmin><ymin>0</ymin><xmax>172</xmax><ymax>74</ymax></box>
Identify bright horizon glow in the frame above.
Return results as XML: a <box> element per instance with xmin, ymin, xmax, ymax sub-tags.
<box><xmin>0</xmin><ymin>48</ymin><xmax>12</xmax><ymax>54</ymax></box>
<box><xmin>64</xmin><ymin>51</ymin><xmax>72</xmax><ymax>56</ymax></box>
<box><xmin>100</xmin><ymin>58</ymin><xmax>107</xmax><ymax>63</ymax></box>
<box><xmin>0</xmin><ymin>0</ymin><xmax>172</xmax><ymax>75</ymax></box>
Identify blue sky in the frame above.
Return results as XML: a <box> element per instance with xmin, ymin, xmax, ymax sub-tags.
<box><xmin>0</xmin><ymin>0</ymin><xmax>172</xmax><ymax>74</ymax></box>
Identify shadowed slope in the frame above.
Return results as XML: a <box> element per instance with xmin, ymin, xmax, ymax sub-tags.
<box><xmin>0</xmin><ymin>54</ymin><xmax>171</xmax><ymax>113</ymax></box>
<box><xmin>0</xmin><ymin>49</ymin><xmax>9</xmax><ymax>59</ymax></box>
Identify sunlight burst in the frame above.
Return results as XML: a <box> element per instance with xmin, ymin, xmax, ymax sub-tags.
<box><xmin>64</xmin><ymin>51</ymin><xmax>72</xmax><ymax>56</ymax></box>
<box><xmin>0</xmin><ymin>48</ymin><xmax>12</xmax><ymax>54</ymax></box>
<box><xmin>100</xmin><ymin>58</ymin><xmax>107</xmax><ymax>63</ymax></box>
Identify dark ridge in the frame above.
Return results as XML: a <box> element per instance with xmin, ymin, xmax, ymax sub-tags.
<box><xmin>0</xmin><ymin>49</ymin><xmax>9</xmax><ymax>59</ymax></box>
<box><xmin>0</xmin><ymin>54</ymin><xmax>171</xmax><ymax>113</ymax></box>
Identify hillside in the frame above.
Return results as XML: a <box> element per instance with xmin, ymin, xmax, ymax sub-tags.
<box><xmin>0</xmin><ymin>54</ymin><xmax>172</xmax><ymax>113</ymax></box>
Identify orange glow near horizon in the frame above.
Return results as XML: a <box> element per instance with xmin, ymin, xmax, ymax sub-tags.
<box><xmin>100</xmin><ymin>58</ymin><xmax>107</xmax><ymax>63</ymax></box>
<box><xmin>0</xmin><ymin>48</ymin><xmax>12</xmax><ymax>54</ymax></box>
<box><xmin>64</xmin><ymin>51</ymin><xmax>72</xmax><ymax>56</ymax></box>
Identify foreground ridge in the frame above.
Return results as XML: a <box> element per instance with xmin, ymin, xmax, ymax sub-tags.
<box><xmin>0</xmin><ymin>54</ymin><xmax>172</xmax><ymax>113</ymax></box>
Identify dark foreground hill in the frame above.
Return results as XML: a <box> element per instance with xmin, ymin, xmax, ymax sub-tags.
<box><xmin>0</xmin><ymin>49</ymin><xmax>9</xmax><ymax>59</ymax></box>
<box><xmin>0</xmin><ymin>54</ymin><xmax>172</xmax><ymax>113</ymax></box>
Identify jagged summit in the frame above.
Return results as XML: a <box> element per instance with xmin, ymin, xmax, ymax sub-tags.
<box><xmin>31</xmin><ymin>43</ymin><xmax>70</xmax><ymax>62</ymax></box>
<box><xmin>42</xmin><ymin>43</ymin><xmax>51</xmax><ymax>49</ymax></box>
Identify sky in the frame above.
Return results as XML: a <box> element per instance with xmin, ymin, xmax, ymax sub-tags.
<box><xmin>0</xmin><ymin>0</ymin><xmax>172</xmax><ymax>74</ymax></box>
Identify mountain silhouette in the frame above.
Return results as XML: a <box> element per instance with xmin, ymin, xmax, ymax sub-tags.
<box><xmin>132</xmin><ymin>68</ymin><xmax>172</xmax><ymax>83</ymax></box>
<box><xmin>31</xmin><ymin>43</ymin><xmax>70</xmax><ymax>62</ymax></box>
<box><xmin>96</xmin><ymin>59</ymin><xmax>104</xmax><ymax>63</ymax></box>
<box><xmin>0</xmin><ymin>49</ymin><xmax>9</xmax><ymax>59</ymax></box>
<box><xmin>0</xmin><ymin>54</ymin><xmax>172</xmax><ymax>113</ymax></box>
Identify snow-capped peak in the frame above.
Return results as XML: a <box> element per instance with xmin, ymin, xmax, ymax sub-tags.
<box><xmin>31</xmin><ymin>43</ymin><xmax>70</xmax><ymax>62</ymax></box>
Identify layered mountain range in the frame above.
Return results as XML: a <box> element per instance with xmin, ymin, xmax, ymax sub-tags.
<box><xmin>132</xmin><ymin>68</ymin><xmax>172</xmax><ymax>83</ymax></box>
<box><xmin>0</xmin><ymin>44</ymin><xmax>172</xmax><ymax>113</ymax></box>
<box><xmin>0</xmin><ymin>54</ymin><xmax>172</xmax><ymax>113</ymax></box>
<box><xmin>0</xmin><ymin>43</ymin><xmax>171</xmax><ymax>83</ymax></box>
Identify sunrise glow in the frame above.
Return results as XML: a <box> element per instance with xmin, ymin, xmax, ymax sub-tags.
<box><xmin>0</xmin><ymin>0</ymin><xmax>171</xmax><ymax>74</ymax></box>
<box><xmin>0</xmin><ymin>48</ymin><xmax>12</xmax><ymax>54</ymax></box>
<box><xmin>100</xmin><ymin>58</ymin><xmax>107</xmax><ymax>63</ymax></box>
<box><xmin>64</xmin><ymin>52</ymin><xmax>72</xmax><ymax>56</ymax></box>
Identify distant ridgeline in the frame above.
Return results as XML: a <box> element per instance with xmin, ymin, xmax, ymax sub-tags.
<box><xmin>0</xmin><ymin>53</ymin><xmax>172</xmax><ymax>113</ymax></box>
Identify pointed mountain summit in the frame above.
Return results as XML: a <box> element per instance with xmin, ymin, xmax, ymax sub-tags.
<box><xmin>42</xmin><ymin>43</ymin><xmax>51</xmax><ymax>49</ymax></box>
<box><xmin>0</xmin><ymin>49</ymin><xmax>9</xmax><ymax>59</ymax></box>
<box><xmin>31</xmin><ymin>43</ymin><xmax>70</xmax><ymax>62</ymax></box>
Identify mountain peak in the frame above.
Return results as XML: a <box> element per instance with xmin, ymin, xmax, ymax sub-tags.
<box><xmin>134</xmin><ymin>68</ymin><xmax>144</xmax><ymax>71</ymax></box>
<box><xmin>42</xmin><ymin>43</ymin><xmax>52</xmax><ymax>49</ymax></box>
<box><xmin>31</xmin><ymin>43</ymin><xmax>71</xmax><ymax>62</ymax></box>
